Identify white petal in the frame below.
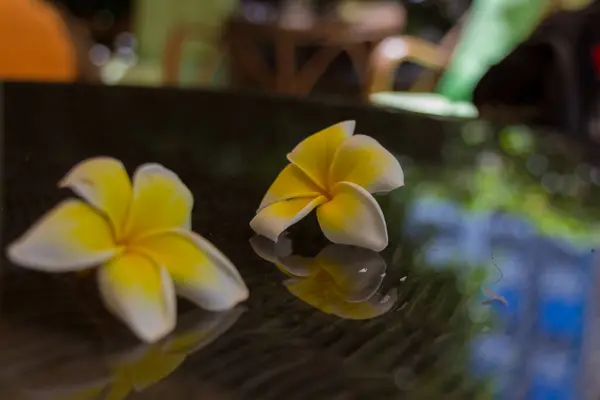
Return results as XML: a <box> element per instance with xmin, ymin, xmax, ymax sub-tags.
<box><xmin>257</xmin><ymin>164</ymin><xmax>322</xmax><ymax>211</ymax></box>
<box><xmin>286</xmin><ymin>120</ymin><xmax>355</xmax><ymax>190</ymax></box>
<box><xmin>130</xmin><ymin>230</ymin><xmax>249</xmax><ymax>311</ymax></box>
<box><xmin>329</xmin><ymin>134</ymin><xmax>404</xmax><ymax>194</ymax></box>
<box><xmin>98</xmin><ymin>253</ymin><xmax>176</xmax><ymax>343</ymax></box>
<box><xmin>6</xmin><ymin>200</ymin><xmax>117</xmax><ymax>271</ymax></box>
<box><xmin>58</xmin><ymin>157</ymin><xmax>132</xmax><ymax>237</ymax></box>
<box><xmin>124</xmin><ymin>163</ymin><xmax>193</xmax><ymax>239</ymax></box>
<box><xmin>249</xmin><ymin>196</ymin><xmax>326</xmax><ymax>242</ymax></box>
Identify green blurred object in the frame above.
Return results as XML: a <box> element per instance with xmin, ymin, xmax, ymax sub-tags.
<box><xmin>436</xmin><ymin>0</ymin><xmax>551</xmax><ymax>102</ymax></box>
<box><xmin>373</xmin><ymin>0</ymin><xmax>553</xmax><ymax>116</ymax></box>
<box><xmin>119</xmin><ymin>0</ymin><xmax>237</xmax><ymax>87</ymax></box>
<box><xmin>370</xmin><ymin>92</ymin><xmax>479</xmax><ymax>119</ymax></box>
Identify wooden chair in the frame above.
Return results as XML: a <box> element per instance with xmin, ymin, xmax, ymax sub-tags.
<box><xmin>163</xmin><ymin>22</ymin><xmax>228</xmax><ymax>87</ymax></box>
<box><xmin>367</xmin><ymin>14</ymin><xmax>466</xmax><ymax>95</ymax></box>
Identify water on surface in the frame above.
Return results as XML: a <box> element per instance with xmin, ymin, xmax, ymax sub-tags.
<box><xmin>0</xmin><ymin>83</ymin><xmax>598</xmax><ymax>399</ymax></box>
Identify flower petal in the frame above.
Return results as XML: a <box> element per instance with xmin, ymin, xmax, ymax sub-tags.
<box><xmin>6</xmin><ymin>200</ymin><xmax>117</xmax><ymax>271</ymax></box>
<box><xmin>58</xmin><ymin>157</ymin><xmax>132</xmax><ymax>237</ymax></box>
<box><xmin>258</xmin><ymin>164</ymin><xmax>323</xmax><ymax>211</ymax></box>
<box><xmin>130</xmin><ymin>230</ymin><xmax>248</xmax><ymax>311</ymax></box>
<box><xmin>316</xmin><ymin>182</ymin><xmax>388</xmax><ymax>251</ymax></box>
<box><xmin>124</xmin><ymin>164</ymin><xmax>193</xmax><ymax>239</ymax></box>
<box><xmin>287</xmin><ymin>121</ymin><xmax>355</xmax><ymax>190</ymax></box>
<box><xmin>98</xmin><ymin>253</ymin><xmax>176</xmax><ymax>343</ymax></box>
<box><xmin>250</xmin><ymin>196</ymin><xmax>327</xmax><ymax>242</ymax></box>
<box><xmin>329</xmin><ymin>134</ymin><xmax>404</xmax><ymax>193</ymax></box>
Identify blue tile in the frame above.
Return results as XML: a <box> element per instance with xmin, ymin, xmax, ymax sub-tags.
<box><xmin>485</xmin><ymin>250</ymin><xmax>529</xmax><ymax>323</ymax></box>
<box><xmin>529</xmin><ymin>348</ymin><xmax>578</xmax><ymax>400</ymax></box>
<box><xmin>460</xmin><ymin>214</ymin><xmax>492</xmax><ymax>266</ymax></box>
<box><xmin>422</xmin><ymin>235</ymin><xmax>461</xmax><ymax>267</ymax></box>
<box><xmin>406</xmin><ymin>197</ymin><xmax>595</xmax><ymax>400</ymax></box>
<box><xmin>470</xmin><ymin>333</ymin><xmax>518</xmax><ymax>375</ymax></box>
<box><xmin>537</xmin><ymin>267</ymin><xmax>588</xmax><ymax>341</ymax></box>
<box><xmin>489</xmin><ymin>213</ymin><xmax>536</xmax><ymax>240</ymax></box>
<box><xmin>535</xmin><ymin>237</ymin><xmax>591</xmax><ymax>270</ymax></box>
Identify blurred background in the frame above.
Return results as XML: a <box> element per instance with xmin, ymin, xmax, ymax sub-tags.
<box><xmin>3</xmin><ymin>0</ymin><xmax>597</xmax><ymax>127</ymax></box>
<box><xmin>0</xmin><ymin>0</ymin><xmax>470</xmax><ymax>93</ymax></box>
<box><xmin>4</xmin><ymin>0</ymin><xmax>598</xmax><ymax>139</ymax></box>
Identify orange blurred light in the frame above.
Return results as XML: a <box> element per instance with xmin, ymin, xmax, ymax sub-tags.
<box><xmin>0</xmin><ymin>0</ymin><xmax>77</xmax><ymax>82</ymax></box>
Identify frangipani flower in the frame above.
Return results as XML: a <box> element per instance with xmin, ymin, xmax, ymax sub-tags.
<box><xmin>6</xmin><ymin>157</ymin><xmax>248</xmax><ymax>343</ymax></box>
<box><xmin>20</xmin><ymin>308</ymin><xmax>244</xmax><ymax>400</ymax></box>
<box><xmin>250</xmin><ymin>121</ymin><xmax>404</xmax><ymax>251</ymax></box>
<box><xmin>250</xmin><ymin>235</ymin><xmax>397</xmax><ymax>319</ymax></box>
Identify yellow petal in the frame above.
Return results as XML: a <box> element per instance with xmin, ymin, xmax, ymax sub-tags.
<box><xmin>6</xmin><ymin>200</ymin><xmax>117</xmax><ymax>271</ymax></box>
<box><xmin>287</xmin><ymin>121</ymin><xmax>355</xmax><ymax>190</ymax></box>
<box><xmin>258</xmin><ymin>164</ymin><xmax>323</xmax><ymax>211</ymax></box>
<box><xmin>329</xmin><ymin>135</ymin><xmax>404</xmax><ymax>193</ymax></box>
<box><xmin>98</xmin><ymin>253</ymin><xmax>176</xmax><ymax>343</ymax></box>
<box><xmin>249</xmin><ymin>196</ymin><xmax>327</xmax><ymax>242</ymax></box>
<box><xmin>130</xmin><ymin>230</ymin><xmax>248</xmax><ymax>311</ymax></box>
<box><xmin>315</xmin><ymin>245</ymin><xmax>387</xmax><ymax>302</ymax></box>
<box><xmin>59</xmin><ymin>157</ymin><xmax>132</xmax><ymax>237</ymax></box>
<box><xmin>316</xmin><ymin>182</ymin><xmax>388</xmax><ymax>251</ymax></box>
<box><xmin>124</xmin><ymin>164</ymin><xmax>193</xmax><ymax>239</ymax></box>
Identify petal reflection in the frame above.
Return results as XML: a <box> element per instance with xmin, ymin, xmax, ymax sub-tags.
<box><xmin>21</xmin><ymin>307</ymin><xmax>244</xmax><ymax>399</ymax></box>
<box><xmin>250</xmin><ymin>235</ymin><xmax>395</xmax><ymax>319</ymax></box>
<box><xmin>107</xmin><ymin>307</ymin><xmax>245</xmax><ymax>395</ymax></box>
<box><xmin>286</xmin><ymin>277</ymin><xmax>397</xmax><ymax>320</ymax></box>
<box><xmin>249</xmin><ymin>234</ymin><xmax>315</xmax><ymax>277</ymax></box>
<box><xmin>315</xmin><ymin>245</ymin><xmax>387</xmax><ymax>303</ymax></box>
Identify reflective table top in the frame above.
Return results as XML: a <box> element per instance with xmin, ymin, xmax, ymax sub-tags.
<box><xmin>0</xmin><ymin>83</ymin><xmax>599</xmax><ymax>399</ymax></box>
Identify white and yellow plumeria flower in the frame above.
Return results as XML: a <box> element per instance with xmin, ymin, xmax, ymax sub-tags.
<box><xmin>250</xmin><ymin>121</ymin><xmax>404</xmax><ymax>251</ymax></box>
<box><xmin>6</xmin><ymin>157</ymin><xmax>248</xmax><ymax>343</ymax></box>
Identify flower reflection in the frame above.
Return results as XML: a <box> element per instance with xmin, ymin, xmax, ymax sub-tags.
<box><xmin>250</xmin><ymin>235</ymin><xmax>397</xmax><ymax>319</ymax></box>
<box><xmin>23</xmin><ymin>307</ymin><xmax>244</xmax><ymax>400</ymax></box>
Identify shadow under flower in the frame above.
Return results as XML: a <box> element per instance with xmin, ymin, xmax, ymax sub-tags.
<box><xmin>20</xmin><ymin>307</ymin><xmax>245</xmax><ymax>400</ymax></box>
<box><xmin>250</xmin><ymin>234</ymin><xmax>397</xmax><ymax>320</ymax></box>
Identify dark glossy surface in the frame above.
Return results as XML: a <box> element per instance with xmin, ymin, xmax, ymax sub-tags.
<box><xmin>0</xmin><ymin>83</ymin><xmax>599</xmax><ymax>399</ymax></box>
